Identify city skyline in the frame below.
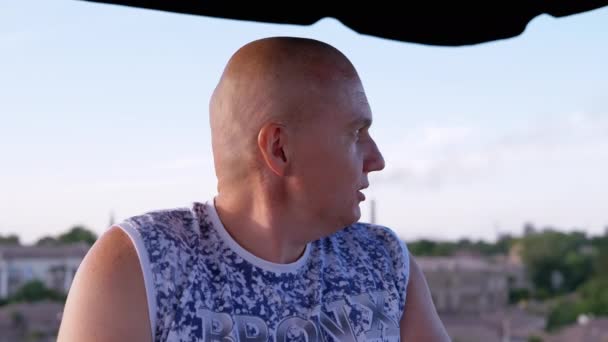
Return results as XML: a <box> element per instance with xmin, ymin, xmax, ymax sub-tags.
<box><xmin>1</xmin><ymin>2</ymin><xmax>607</xmax><ymax>244</ymax></box>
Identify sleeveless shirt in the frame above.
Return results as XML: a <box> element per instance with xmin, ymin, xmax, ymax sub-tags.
<box><xmin>115</xmin><ymin>200</ymin><xmax>410</xmax><ymax>342</ymax></box>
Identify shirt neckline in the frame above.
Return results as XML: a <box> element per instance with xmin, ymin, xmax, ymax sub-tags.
<box><xmin>198</xmin><ymin>198</ymin><xmax>311</xmax><ymax>274</ymax></box>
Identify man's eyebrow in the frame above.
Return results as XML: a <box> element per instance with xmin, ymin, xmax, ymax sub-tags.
<box><xmin>349</xmin><ymin>117</ymin><xmax>372</xmax><ymax>128</ymax></box>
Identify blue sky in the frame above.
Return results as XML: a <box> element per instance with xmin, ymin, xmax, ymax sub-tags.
<box><xmin>1</xmin><ymin>1</ymin><xmax>607</xmax><ymax>244</ymax></box>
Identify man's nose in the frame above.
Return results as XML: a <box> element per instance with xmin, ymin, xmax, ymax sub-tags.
<box><xmin>364</xmin><ymin>138</ymin><xmax>385</xmax><ymax>173</ymax></box>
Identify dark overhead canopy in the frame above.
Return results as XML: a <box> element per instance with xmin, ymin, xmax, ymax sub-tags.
<box><xmin>83</xmin><ymin>0</ymin><xmax>608</xmax><ymax>46</ymax></box>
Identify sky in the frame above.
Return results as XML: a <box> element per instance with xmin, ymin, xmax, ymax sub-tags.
<box><xmin>1</xmin><ymin>1</ymin><xmax>607</xmax><ymax>244</ymax></box>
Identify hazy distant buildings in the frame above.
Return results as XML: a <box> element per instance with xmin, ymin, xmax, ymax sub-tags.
<box><xmin>417</xmin><ymin>254</ymin><xmax>539</xmax><ymax>341</ymax></box>
<box><xmin>0</xmin><ymin>243</ymin><xmax>89</xmax><ymax>299</ymax></box>
<box><xmin>417</xmin><ymin>255</ymin><xmax>523</xmax><ymax>314</ymax></box>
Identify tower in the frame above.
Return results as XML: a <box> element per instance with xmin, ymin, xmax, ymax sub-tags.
<box><xmin>370</xmin><ymin>199</ymin><xmax>376</xmax><ymax>224</ymax></box>
<box><xmin>109</xmin><ymin>210</ymin><xmax>115</xmax><ymax>227</ymax></box>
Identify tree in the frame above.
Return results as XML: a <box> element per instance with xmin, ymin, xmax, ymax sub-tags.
<box><xmin>545</xmin><ymin>276</ymin><xmax>608</xmax><ymax>331</ymax></box>
<box><xmin>591</xmin><ymin>235</ymin><xmax>608</xmax><ymax>275</ymax></box>
<box><xmin>546</xmin><ymin>298</ymin><xmax>583</xmax><ymax>331</ymax></box>
<box><xmin>34</xmin><ymin>225</ymin><xmax>97</xmax><ymax>246</ymax></box>
<box><xmin>561</xmin><ymin>249</ymin><xmax>594</xmax><ymax>292</ymax></box>
<box><xmin>0</xmin><ymin>233</ymin><xmax>20</xmax><ymax>246</ymax></box>
<box><xmin>57</xmin><ymin>225</ymin><xmax>97</xmax><ymax>245</ymax></box>
<box><xmin>494</xmin><ymin>233</ymin><xmax>515</xmax><ymax>255</ymax></box>
<box><xmin>35</xmin><ymin>236</ymin><xmax>59</xmax><ymax>246</ymax></box>
<box><xmin>8</xmin><ymin>280</ymin><xmax>65</xmax><ymax>303</ymax></box>
<box><xmin>578</xmin><ymin>277</ymin><xmax>608</xmax><ymax>316</ymax></box>
<box><xmin>520</xmin><ymin>229</ymin><xmax>593</xmax><ymax>297</ymax></box>
<box><xmin>408</xmin><ymin>239</ymin><xmax>438</xmax><ymax>256</ymax></box>
<box><xmin>509</xmin><ymin>287</ymin><xmax>531</xmax><ymax>304</ymax></box>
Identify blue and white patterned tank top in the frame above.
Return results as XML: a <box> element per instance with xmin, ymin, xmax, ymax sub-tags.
<box><xmin>116</xmin><ymin>199</ymin><xmax>410</xmax><ymax>342</ymax></box>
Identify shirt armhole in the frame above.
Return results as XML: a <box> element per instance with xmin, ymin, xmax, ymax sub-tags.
<box><xmin>114</xmin><ymin>222</ymin><xmax>157</xmax><ymax>342</ymax></box>
<box><xmin>398</xmin><ymin>238</ymin><xmax>411</xmax><ymax>314</ymax></box>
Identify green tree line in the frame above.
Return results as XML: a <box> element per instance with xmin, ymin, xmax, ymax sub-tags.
<box><xmin>0</xmin><ymin>225</ymin><xmax>97</xmax><ymax>247</ymax></box>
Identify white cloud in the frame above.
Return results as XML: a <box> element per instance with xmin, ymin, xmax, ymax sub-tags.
<box><xmin>364</xmin><ymin>112</ymin><xmax>608</xmax><ymax>241</ymax></box>
<box><xmin>372</xmin><ymin>112</ymin><xmax>608</xmax><ymax>192</ymax></box>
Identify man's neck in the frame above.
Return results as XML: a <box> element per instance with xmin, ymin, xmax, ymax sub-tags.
<box><xmin>213</xmin><ymin>192</ymin><xmax>307</xmax><ymax>264</ymax></box>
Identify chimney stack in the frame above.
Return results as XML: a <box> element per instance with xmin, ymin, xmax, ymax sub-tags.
<box><xmin>370</xmin><ymin>199</ymin><xmax>376</xmax><ymax>224</ymax></box>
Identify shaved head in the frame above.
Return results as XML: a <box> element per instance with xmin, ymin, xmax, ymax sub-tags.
<box><xmin>209</xmin><ymin>36</ymin><xmax>385</xmax><ymax>246</ymax></box>
<box><xmin>210</xmin><ymin>37</ymin><xmax>361</xmax><ymax>187</ymax></box>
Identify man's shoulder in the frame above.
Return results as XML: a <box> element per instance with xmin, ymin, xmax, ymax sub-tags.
<box><xmin>57</xmin><ymin>226</ymin><xmax>153</xmax><ymax>341</ymax></box>
<box><xmin>342</xmin><ymin>221</ymin><xmax>405</xmax><ymax>244</ymax></box>
<box><xmin>116</xmin><ymin>202</ymin><xmax>206</xmax><ymax>252</ymax></box>
<box><xmin>119</xmin><ymin>202</ymin><xmax>204</xmax><ymax>231</ymax></box>
<box><xmin>330</xmin><ymin>221</ymin><xmax>409</xmax><ymax>257</ymax></box>
<box><xmin>122</xmin><ymin>204</ymin><xmax>195</xmax><ymax>226</ymax></box>
<box><xmin>329</xmin><ymin>222</ymin><xmax>411</xmax><ymax>288</ymax></box>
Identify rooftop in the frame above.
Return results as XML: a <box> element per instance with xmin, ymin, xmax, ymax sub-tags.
<box><xmin>0</xmin><ymin>243</ymin><xmax>90</xmax><ymax>260</ymax></box>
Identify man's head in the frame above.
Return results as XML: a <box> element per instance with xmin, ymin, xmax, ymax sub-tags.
<box><xmin>210</xmin><ymin>37</ymin><xmax>385</xmax><ymax>236</ymax></box>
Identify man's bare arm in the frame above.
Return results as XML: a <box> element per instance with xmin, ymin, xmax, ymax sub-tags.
<box><xmin>57</xmin><ymin>227</ymin><xmax>152</xmax><ymax>342</ymax></box>
<box><xmin>400</xmin><ymin>253</ymin><xmax>451</xmax><ymax>342</ymax></box>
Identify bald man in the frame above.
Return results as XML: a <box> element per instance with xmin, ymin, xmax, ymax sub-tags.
<box><xmin>58</xmin><ymin>37</ymin><xmax>450</xmax><ymax>342</ymax></box>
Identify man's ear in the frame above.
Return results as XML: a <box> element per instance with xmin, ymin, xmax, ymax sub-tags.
<box><xmin>257</xmin><ymin>122</ymin><xmax>290</xmax><ymax>176</ymax></box>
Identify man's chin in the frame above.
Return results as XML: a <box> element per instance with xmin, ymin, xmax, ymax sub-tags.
<box><xmin>342</xmin><ymin>208</ymin><xmax>361</xmax><ymax>227</ymax></box>
<box><xmin>311</xmin><ymin>207</ymin><xmax>361</xmax><ymax>239</ymax></box>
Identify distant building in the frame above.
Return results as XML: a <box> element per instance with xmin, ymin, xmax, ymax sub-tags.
<box><xmin>416</xmin><ymin>254</ymin><xmax>542</xmax><ymax>341</ymax></box>
<box><xmin>0</xmin><ymin>300</ymin><xmax>63</xmax><ymax>342</ymax></box>
<box><xmin>440</xmin><ymin>307</ymin><xmax>546</xmax><ymax>342</ymax></box>
<box><xmin>0</xmin><ymin>243</ymin><xmax>89</xmax><ymax>299</ymax></box>
<box><xmin>418</xmin><ymin>255</ymin><xmax>509</xmax><ymax>314</ymax></box>
<box><xmin>545</xmin><ymin>317</ymin><xmax>608</xmax><ymax>342</ymax></box>
<box><xmin>417</xmin><ymin>255</ymin><xmax>527</xmax><ymax>314</ymax></box>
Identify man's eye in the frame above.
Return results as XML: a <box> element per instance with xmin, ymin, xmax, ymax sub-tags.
<box><xmin>353</xmin><ymin>129</ymin><xmax>365</xmax><ymax>142</ymax></box>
